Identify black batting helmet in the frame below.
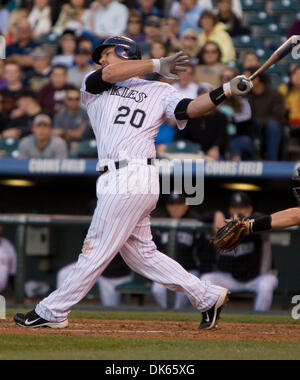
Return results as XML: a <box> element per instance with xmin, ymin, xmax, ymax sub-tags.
<box><xmin>92</xmin><ymin>36</ymin><xmax>141</xmax><ymax>64</ymax></box>
<box><xmin>292</xmin><ymin>167</ymin><xmax>300</xmax><ymax>205</ymax></box>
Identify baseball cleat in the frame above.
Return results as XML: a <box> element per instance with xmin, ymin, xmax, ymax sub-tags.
<box><xmin>14</xmin><ymin>309</ymin><xmax>68</xmax><ymax>329</ymax></box>
<box><xmin>198</xmin><ymin>288</ymin><xmax>230</xmax><ymax>330</ymax></box>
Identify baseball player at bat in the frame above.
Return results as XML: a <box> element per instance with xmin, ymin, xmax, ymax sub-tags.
<box><xmin>14</xmin><ymin>36</ymin><xmax>253</xmax><ymax>330</ymax></box>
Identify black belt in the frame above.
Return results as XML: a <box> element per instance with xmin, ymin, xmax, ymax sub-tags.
<box><xmin>99</xmin><ymin>159</ymin><xmax>154</xmax><ymax>176</ymax></box>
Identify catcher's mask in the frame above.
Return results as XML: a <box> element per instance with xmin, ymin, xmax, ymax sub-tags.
<box><xmin>292</xmin><ymin>167</ymin><xmax>300</xmax><ymax>205</ymax></box>
<box><xmin>92</xmin><ymin>36</ymin><xmax>141</xmax><ymax>64</ymax></box>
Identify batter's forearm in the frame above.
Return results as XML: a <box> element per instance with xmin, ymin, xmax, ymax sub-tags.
<box><xmin>186</xmin><ymin>84</ymin><xmax>232</xmax><ymax>118</ymax></box>
<box><xmin>186</xmin><ymin>77</ymin><xmax>253</xmax><ymax>119</ymax></box>
<box><xmin>186</xmin><ymin>93</ymin><xmax>217</xmax><ymax>118</ymax></box>
<box><xmin>102</xmin><ymin>60</ymin><xmax>155</xmax><ymax>83</ymax></box>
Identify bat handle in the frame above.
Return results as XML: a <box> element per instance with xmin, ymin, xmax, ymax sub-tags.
<box><xmin>237</xmin><ymin>81</ymin><xmax>247</xmax><ymax>91</ymax></box>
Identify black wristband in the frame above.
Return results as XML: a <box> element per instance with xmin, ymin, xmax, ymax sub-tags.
<box><xmin>174</xmin><ymin>98</ymin><xmax>193</xmax><ymax>120</ymax></box>
<box><xmin>252</xmin><ymin>215</ymin><xmax>272</xmax><ymax>232</ymax></box>
<box><xmin>209</xmin><ymin>85</ymin><xmax>227</xmax><ymax>106</ymax></box>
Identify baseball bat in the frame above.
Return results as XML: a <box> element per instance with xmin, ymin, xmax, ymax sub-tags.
<box><xmin>237</xmin><ymin>35</ymin><xmax>300</xmax><ymax>91</ymax></box>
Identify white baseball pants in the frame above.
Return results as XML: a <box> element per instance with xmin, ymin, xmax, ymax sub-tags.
<box><xmin>56</xmin><ymin>262</ymin><xmax>134</xmax><ymax>307</ymax></box>
<box><xmin>152</xmin><ymin>269</ymin><xmax>201</xmax><ymax>310</ymax></box>
<box><xmin>36</xmin><ymin>164</ymin><xmax>223</xmax><ymax>322</ymax></box>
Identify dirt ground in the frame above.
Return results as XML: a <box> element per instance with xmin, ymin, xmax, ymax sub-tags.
<box><xmin>1</xmin><ymin>319</ymin><xmax>299</xmax><ymax>342</ymax></box>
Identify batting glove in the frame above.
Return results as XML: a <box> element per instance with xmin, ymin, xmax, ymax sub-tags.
<box><xmin>152</xmin><ymin>51</ymin><xmax>190</xmax><ymax>80</ymax></box>
<box><xmin>223</xmin><ymin>75</ymin><xmax>253</xmax><ymax>97</ymax></box>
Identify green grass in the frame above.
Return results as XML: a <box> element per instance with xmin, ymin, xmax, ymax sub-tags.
<box><xmin>0</xmin><ymin>335</ymin><xmax>300</xmax><ymax>360</ymax></box>
<box><xmin>2</xmin><ymin>309</ymin><xmax>299</xmax><ymax>360</ymax></box>
<box><xmin>6</xmin><ymin>309</ymin><xmax>299</xmax><ymax>325</ymax></box>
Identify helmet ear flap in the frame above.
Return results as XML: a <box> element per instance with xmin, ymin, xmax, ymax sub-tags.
<box><xmin>114</xmin><ymin>45</ymin><xmax>130</xmax><ymax>59</ymax></box>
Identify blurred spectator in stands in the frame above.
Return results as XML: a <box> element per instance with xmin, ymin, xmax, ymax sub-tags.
<box><xmin>169</xmin><ymin>0</ymin><xmax>204</xmax><ymax>36</ymax></box>
<box><xmin>53</xmin><ymin>88</ymin><xmax>92</xmax><ymax>142</ymax></box>
<box><xmin>0</xmin><ymin>1</ymin><xmax>10</xmax><ymax>34</ymax></box>
<box><xmin>244</xmin><ymin>67</ymin><xmax>285</xmax><ymax>161</ymax></box>
<box><xmin>53</xmin><ymin>0</ymin><xmax>90</xmax><ymax>36</ymax></box>
<box><xmin>219</xmin><ymin>66</ymin><xmax>253</xmax><ymax>161</ymax></box>
<box><xmin>84</xmin><ymin>0</ymin><xmax>129</xmax><ymax>40</ymax></box>
<box><xmin>137</xmin><ymin>0</ymin><xmax>162</xmax><ymax>22</ymax></box>
<box><xmin>172</xmin><ymin>63</ymin><xmax>198</xmax><ymax>98</ymax></box>
<box><xmin>77</xmin><ymin>35</ymin><xmax>94</xmax><ymax>53</ymax></box>
<box><xmin>23</xmin><ymin>47</ymin><xmax>51</xmax><ymax>93</ymax></box>
<box><xmin>198</xmin><ymin>10</ymin><xmax>236</xmax><ymax>63</ymax></box>
<box><xmin>0</xmin><ymin>93</ymin><xmax>16</xmax><ymax>129</ymax></box>
<box><xmin>125</xmin><ymin>10</ymin><xmax>146</xmax><ymax>44</ymax></box>
<box><xmin>0</xmin><ymin>93</ymin><xmax>9</xmax><ymax>136</ymax></box>
<box><xmin>215</xmin><ymin>0</ymin><xmax>245</xmax><ymax>37</ymax></box>
<box><xmin>5</xmin><ymin>8</ymin><xmax>29</xmax><ymax>45</ymax></box>
<box><xmin>0</xmin><ymin>59</ymin><xmax>7</xmax><ymax>91</ymax></box>
<box><xmin>242</xmin><ymin>51</ymin><xmax>260</xmax><ymax>71</ymax></box>
<box><xmin>151</xmin><ymin>192</ymin><xmax>202</xmax><ymax>310</ymax></box>
<box><xmin>2</xmin><ymin>90</ymin><xmax>42</xmax><ymax>139</ymax></box>
<box><xmin>155</xmin><ymin>120</ymin><xmax>176</xmax><ymax>156</ymax></box>
<box><xmin>161</xmin><ymin>16</ymin><xmax>181</xmax><ymax>52</ymax></box>
<box><xmin>5</xmin><ymin>17</ymin><xmax>40</xmax><ymax>69</ymax></box>
<box><xmin>278</xmin><ymin>66</ymin><xmax>300</xmax><ymax>129</ymax></box>
<box><xmin>38</xmin><ymin>64</ymin><xmax>75</xmax><ymax>116</ymax></box>
<box><xmin>52</xmin><ymin>30</ymin><xmax>76</xmax><ymax>69</ymax></box>
<box><xmin>28</xmin><ymin>0</ymin><xmax>52</xmax><ymax>38</ymax></box>
<box><xmin>68</xmin><ymin>47</ymin><xmax>93</xmax><ymax>89</ymax></box>
<box><xmin>180</xmin><ymin>28</ymin><xmax>200</xmax><ymax>64</ymax></box>
<box><xmin>0</xmin><ymin>225</ymin><xmax>17</xmax><ymax>294</ymax></box>
<box><xmin>149</xmin><ymin>41</ymin><xmax>167</xmax><ymax>59</ymax></box>
<box><xmin>201</xmin><ymin>192</ymin><xmax>278</xmax><ymax>312</ymax></box>
<box><xmin>196</xmin><ymin>0</ymin><xmax>243</xmax><ymax>19</ymax></box>
<box><xmin>1</xmin><ymin>61</ymin><xmax>23</xmax><ymax>98</ymax></box>
<box><xmin>140</xmin><ymin>15</ymin><xmax>162</xmax><ymax>57</ymax></box>
<box><xmin>57</xmin><ymin>253</ymin><xmax>133</xmax><ymax>307</ymax></box>
<box><xmin>18</xmin><ymin>113</ymin><xmax>68</xmax><ymax>159</ymax></box>
<box><xmin>194</xmin><ymin>41</ymin><xmax>225</xmax><ymax>87</ymax></box>
<box><xmin>176</xmin><ymin>83</ymin><xmax>228</xmax><ymax>160</ymax></box>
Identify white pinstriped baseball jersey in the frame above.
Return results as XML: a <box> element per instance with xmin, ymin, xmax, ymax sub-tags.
<box><xmin>35</xmin><ymin>72</ymin><xmax>224</xmax><ymax>323</ymax></box>
<box><xmin>81</xmin><ymin>73</ymin><xmax>187</xmax><ymax>165</ymax></box>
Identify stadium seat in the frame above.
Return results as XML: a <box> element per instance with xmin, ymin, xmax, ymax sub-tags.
<box><xmin>115</xmin><ymin>273</ymin><xmax>152</xmax><ymax>306</ymax></box>
<box><xmin>254</xmin><ymin>47</ymin><xmax>274</xmax><ymax>62</ymax></box>
<box><xmin>241</xmin><ymin>0</ymin><xmax>265</xmax><ymax>12</ymax></box>
<box><xmin>0</xmin><ymin>138</ymin><xmax>19</xmax><ymax>158</ymax></box>
<box><xmin>233</xmin><ymin>35</ymin><xmax>264</xmax><ymax>50</ymax></box>
<box><xmin>254</xmin><ymin>24</ymin><xmax>285</xmax><ymax>38</ymax></box>
<box><xmin>271</xmin><ymin>75</ymin><xmax>284</xmax><ymax>88</ymax></box>
<box><xmin>245</xmin><ymin>12</ymin><xmax>277</xmax><ymax>26</ymax></box>
<box><xmin>164</xmin><ymin>140</ymin><xmax>200</xmax><ymax>154</ymax></box>
<box><xmin>72</xmin><ymin>139</ymin><xmax>98</xmax><ymax>158</ymax></box>
<box><xmin>267</xmin><ymin>63</ymin><xmax>290</xmax><ymax>76</ymax></box>
<box><xmin>280</xmin><ymin>13</ymin><xmax>300</xmax><ymax>29</ymax></box>
<box><xmin>269</xmin><ymin>0</ymin><xmax>300</xmax><ymax>13</ymax></box>
<box><xmin>265</xmin><ymin>36</ymin><xmax>288</xmax><ymax>52</ymax></box>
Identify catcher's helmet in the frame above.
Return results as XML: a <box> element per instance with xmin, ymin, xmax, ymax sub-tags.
<box><xmin>92</xmin><ymin>36</ymin><xmax>141</xmax><ymax>64</ymax></box>
<box><xmin>292</xmin><ymin>167</ymin><xmax>300</xmax><ymax>204</ymax></box>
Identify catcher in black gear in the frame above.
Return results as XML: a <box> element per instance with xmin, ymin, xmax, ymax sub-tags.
<box><xmin>212</xmin><ymin>168</ymin><xmax>300</xmax><ymax>251</ymax></box>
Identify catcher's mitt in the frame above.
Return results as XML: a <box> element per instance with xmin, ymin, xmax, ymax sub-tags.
<box><xmin>212</xmin><ymin>215</ymin><xmax>254</xmax><ymax>251</ymax></box>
